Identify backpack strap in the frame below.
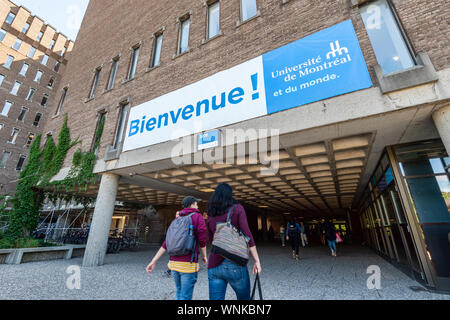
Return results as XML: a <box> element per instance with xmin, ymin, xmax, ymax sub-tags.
<box><xmin>226</xmin><ymin>205</ymin><xmax>235</xmax><ymax>224</ymax></box>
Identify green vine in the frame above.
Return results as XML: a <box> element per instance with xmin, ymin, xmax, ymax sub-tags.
<box><xmin>6</xmin><ymin>114</ymin><xmax>104</xmax><ymax>239</ymax></box>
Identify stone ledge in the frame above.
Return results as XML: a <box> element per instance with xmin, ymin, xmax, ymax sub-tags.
<box><xmin>0</xmin><ymin>245</ymin><xmax>86</xmax><ymax>265</ymax></box>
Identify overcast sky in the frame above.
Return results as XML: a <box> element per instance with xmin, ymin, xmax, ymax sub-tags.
<box><xmin>12</xmin><ymin>0</ymin><xmax>90</xmax><ymax>41</ymax></box>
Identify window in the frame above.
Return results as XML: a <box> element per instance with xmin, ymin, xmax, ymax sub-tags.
<box><xmin>49</xmin><ymin>40</ymin><xmax>55</xmax><ymax>50</ymax></box>
<box><xmin>8</xmin><ymin>128</ymin><xmax>19</xmax><ymax>144</ymax></box>
<box><xmin>36</xmin><ymin>31</ymin><xmax>43</xmax><ymax>42</ymax></box>
<box><xmin>17</xmin><ymin>107</ymin><xmax>28</xmax><ymax>122</ymax></box>
<box><xmin>0</xmin><ymin>29</ymin><xmax>6</xmax><ymax>42</ymax></box>
<box><xmin>92</xmin><ymin>112</ymin><xmax>106</xmax><ymax>153</ymax></box>
<box><xmin>241</xmin><ymin>0</ymin><xmax>258</xmax><ymax>22</ymax></box>
<box><xmin>178</xmin><ymin>17</ymin><xmax>190</xmax><ymax>55</ymax></box>
<box><xmin>1</xmin><ymin>101</ymin><xmax>12</xmax><ymax>116</ymax></box>
<box><xmin>10</xmin><ymin>81</ymin><xmax>21</xmax><ymax>95</ymax></box>
<box><xmin>151</xmin><ymin>33</ymin><xmax>163</xmax><ymax>68</ymax></box>
<box><xmin>28</xmin><ymin>47</ymin><xmax>36</xmax><ymax>59</ymax></box>
<box><xmin>26</xmin><ymin>88</ymin><xmax>36</xmax><ymax>101</ymax></box>
<box><xmin>25</xmin><ymin>133</ymin><xmax>34</xmax><ymax>147</ymax></box>
<box><xmin>54</xmin><ymin>61</ymin><xmax>60</xmax><ymax>72</ymax></box>
<box><xmin>19</xmin><ymin>63</ymin><xmax>29</xmax><ymax>76</ymax></box>
<box><xmin>89</xmin><ymin>68</ymin><xmax>101</xmax><ymax>99</ymax></box>
<box><xmin>55</xmin><ymin>87</ymin><xmax>67</xmax><ymax>115</ymax></box>
<box><xmin>0</xmin><ymin>123</ymin><xmax>3</xmax><ymax>130</ymax></box>
<box><xmin>0</xmin><ymin>151</ymin><xmax>11</xmax><ymax>168</ymax></box>
<box><xmin>33</xmin><ymin>113</ymin><xmax>42</xmax><ymax>127</ymax></box>
<box><xmin>60</xmin><ymin>47</ymin><xmax>66</xmax><ymax>57</ymax></box>
<box><xmin>128</xmin><ymin>46</ymin><xmax>140</xmax><ymax>79</ymax></box>
<box><xmin>16</xmin><ymin>155</ymin><xmax>26</xmax><ymax>171</ymax></box>
<box><xmin>22</xmin><ymin>22</ymin><xmax>30</xmax><ymax>34</ymax></box>
<box><xmin>41</xmin><ymin>54</ymin><xmax>49</xmax><ymax>66</ymax></box>
<box><xmin>5</xmin><ymin>12</ymin><xmax>15</xmax><ymax>25</ymax></box>
<box><xmin>0</xmin><ymin>74</ymin><xmax>4</xmax><ymax>86</ymax></box>
<box><xmin>360</xmin><ymin>0</ymin><xmax>415</xmax><ymax>74</ymax></box>
<box><xmin>3</xmin><ymin>55</ymin><xmax>14</xmax><ymax>69</ymax></box>
<box><xmin>107</xmin><ymin>58</ymin><xmax>119</xmax><ymax>90</ymax></box>
<box><xmin>47</xmin><ymin>77</ymin><xmax>55</xmax><ymax>89</ymax></box>
<box><xmin>41</xmin><ymin>94</ymin><xmax>48</xmax><ymax>107</ymax></box>
<box><xmin>113</xmin><ymin>103</ymin><xmax>129</xmax><ymax>150</ymax></box>
<box><xmin>34</xmin><ymin>70</ymin><xmax>43</xmax><ymax>83</ymax></box>
<box><xmin>12</xmin><ymin>38</ymin><xmax>22</xmax><ymax>50</ymax></box>
<box><xmin>208</xmin><ymin>1</ymin><xmax>221</xmax><ymax>39</ymax></box>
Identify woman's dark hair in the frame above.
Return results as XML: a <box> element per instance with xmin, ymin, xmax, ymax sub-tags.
<box><xmin>207</xmin><ymin>183</ymin><xmax>236</xmax><ymax>217</ymax></box>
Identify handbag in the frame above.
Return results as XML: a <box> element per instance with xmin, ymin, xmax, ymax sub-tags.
<box><xmin>251</xmin><ymin>273</ymin><xmax>263</xmax><ymax>300</ymax></box>
<box><xmin>336</xmin><ymin>232</ymin><xmax>343</xmax><ymax>243</ymax></box>
<box><xmin>211</xmin><ymin>205</ymin><xmax>250</xmax><ymax>266</ymax></box>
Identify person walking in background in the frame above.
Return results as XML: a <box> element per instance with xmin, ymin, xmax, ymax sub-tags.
<box><xmin>323</xmin><ymin>218</ymin><xmax>338</xmax><ymax>257</ymax></box>
<box><xmin>300</xmin><ymin>221</ymin><xmax>309</xmax><ymax>247</ymax></box>
<box><xmin>279</xmin><ymin>224</ymin><xmax>286</xmax><ymax>247</ymax></box>
<box><xmin>206</xmin><ymin>183</ymin><xmax>262</xmax><ymax>300</ymax></box>
<box><xmin>319</xmin><ymin>219</ymin><xmax>326</xmax><ymax>245</ymax></box>
<box><xmin>146</xmin><ymin>197</ymin><xmax>208</xmax><ymax>300</ymax></box>
<box><xmin>268</xmin><ymin>225</ymin><xmax>275</xmax><ymax>242</ymax></box>
<box><xmin>286</xmin><ymin>218</ymin><xmax>301</xmax><ymax>260</ymax></box>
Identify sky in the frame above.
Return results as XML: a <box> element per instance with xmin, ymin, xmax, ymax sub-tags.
<box><xmin>12</xmin><ymin>0</ymin><xmax>90</xmax><ymax>41</ymax></box>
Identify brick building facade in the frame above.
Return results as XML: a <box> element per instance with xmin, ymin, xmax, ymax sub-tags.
<box><xmin>0</xmin><ymin>0</ymin><xmax>73</xmax><ymax>195</ymax></box>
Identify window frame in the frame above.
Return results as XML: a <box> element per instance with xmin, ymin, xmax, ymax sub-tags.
<box><xmin>3</xmin><ymin>55</ymin><xmax>14</xmax><ymax>69</ymax></box>
<box><xmin>33</xmin><ymin>112</ymin><xmax>42</xmax><ymax>127</ymax></box>
<box><xmin>26</xmin><ymin>88</ymin><xmax>36</xmax><ymax>101</ymax></box>
<box><xmin>10</xmin><ymin>81</ymin><xmax>21</xmax><ymax>95</ymax></box>
<box><xmin>207</xmin><ymin>1</ymin><xmax>221</xmax><ymax>40</ymax></box>
<box><xmin>113</xmin><ymin>102</ymin><xmax>130</xmax><ymax>150</ymax></box>
<box><xmin>5</xmin><ymin>12</ymin><xmax>15</xmax><ymax>25</ymax></box>
<box><xmin>17</xmin><ymin>106</ymin><xmax>28</xmax><ymax>122</ymax></box>
<box><xmin>1</xmin><ymin>101</ymin><xmax>13</xmax><ymax>117</ymax></box>
<box><xmin>106</xmin><ymin>57</ymin><xmax>119</xmax><ymax>90</ymax></box>
<box><xmin>55</xmin><ymin>87</ymin><xmax>68</xmax><ymax>116</ymax></box>
<box><xmin>0</xmin><ymin>151</ymin><xmax>11</xmax><ymax>168</ymax></box>
<box><xmin>8</xmin><ymin>127</ymin><xmax>20</xmax><ymax>144</ymax></box>
<box><xmin>127</xmin><ymin>45</ymin><xmax>140</xmax><ymax>80</ymax></box>
<box><xmin>150</xmin><ymin>31</ymin><xmax>164</xmax><ymax>69</ymax></box>
<box><xmin>177</xmin><ymin>14</ymin><xmax>191</xmax><ymax>56</ymax></box>
<box><xmin>22</xmin><ymin>22</ymin><xmax>30</xmax><ymax>34</ymax></box>
<box><xmin>41</xmin><ymin>94</ymin><xmax>49</xmax><ymax>107</ymax></box>
<box><xmin>34</xmin><ymin>70</ymin><xmax>43</xmax><ymax>83</ymax></box>
<box><xmin>12</xmin><ymin>38</ymin><xmax>22</xmax><ymax>51</ymax></box>
<box><xmin>19</xmin><ymin>63</ymin><xmax>29</xmax><ymax>76</ymax></box>
<box><xmin>240</xmin><ymin>0</ymin><xmax>259</xmax><ymax>23</ymax></box>
<box><xmin>89</xmin><ymin>67</ymin><xmax>102</xmax><ymax>99</ymax></box>
<box><xmin>16</xmin><ymin>154</ymin><xmax>26</xmax><ymax>171</ymax></box>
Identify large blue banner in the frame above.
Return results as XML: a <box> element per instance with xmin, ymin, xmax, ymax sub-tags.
<box><xmin>262</xmin><ymin>20</ymin><xmax>372</xmax><ymax>114</ymax></box>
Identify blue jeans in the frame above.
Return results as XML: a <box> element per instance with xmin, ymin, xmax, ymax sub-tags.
<box><xmin>208</xmin><ymin>260</ymin><xmax>251</xmax><ymax>300</ymax></box>
<box><xmin>328</xmin><ymin>240</ymin><xmax>337</xmax><ymax>253</ymax></box>
<box><xmin>172</xmin><ymin>271</ymin><xmax>198</xmax><ymax>300</ymax></box>
<box><xmin>280</xmin><ymin>232</ymin><xmax>285</xmax><ymax>246</ymax></box>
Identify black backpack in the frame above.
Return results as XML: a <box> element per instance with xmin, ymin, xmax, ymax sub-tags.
<box><xmin>288</xmin><ymin>223</ymin><xmax>299</xmax><ymax>238</ymax></box>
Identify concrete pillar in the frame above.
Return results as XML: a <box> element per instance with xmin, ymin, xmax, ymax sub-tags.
<box><xmin>82</xmin><ymin>173</ymin><xmax>120</xmax><ymax>267</ymax></box>
<box><xmin>432</xmin><ymin>104</ymin><xmax>450</xmax><ymax>155</ymax></box>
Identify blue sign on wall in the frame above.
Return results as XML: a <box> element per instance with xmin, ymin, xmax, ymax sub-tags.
<box><xmin>262</xmin><ymin>20</ymin><xmax>372</xmax><ymax>114</ymax></box>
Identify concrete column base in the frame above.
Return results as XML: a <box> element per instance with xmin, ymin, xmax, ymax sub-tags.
<box><xmin>82</xmin><ymin>173</ymin><xmax>120</xmax><ymax>267</ymax></box>
<box><xmin>432</xmin><ymin>104</ymin><xmax>450</xmax><ymax>155</ymax></box>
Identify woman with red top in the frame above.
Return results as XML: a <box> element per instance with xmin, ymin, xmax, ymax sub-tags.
<box><xmin>146</xmin><ymin>196</ymin><xmax>208</xmax><ymax>300</ymax></box>
<box><xmin>206</xmin><ymin>183</ymin><xmax>262</xmax><ymax>300</ymax></box>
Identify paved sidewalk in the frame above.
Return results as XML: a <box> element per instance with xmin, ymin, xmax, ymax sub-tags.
<box><xmin>1</xmin><ymin>244</ymin><xmax>449</xmax><ymax>300</ymax></box>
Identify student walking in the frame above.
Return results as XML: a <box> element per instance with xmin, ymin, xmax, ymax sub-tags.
<box><xmin>146</xmin><ymin>196</ymin><xmax>208</xmax><ymax>300</ymax></box>
<box><xmin>279</xmin><ymin>225</ymin><xmax>286</xmax><ymax>247</ymax></box>
<box><xmin>206</xmin><ymin>183</ymin><xmax>262</xmax><ymax>300</ymax></box>
<box><xmin>300</xmin><ymin>222</ymin><xmax>309</xmax><ymax>247</ymax></box>
<box><xmin>286</xmin><ymin>219</ymin><xmax>301</xmax><ymax>260</ymax></box>
<box><xmin>323</xmin><ymin>218</ymin><xmax>338</xmax><ymax>257</ymax></box>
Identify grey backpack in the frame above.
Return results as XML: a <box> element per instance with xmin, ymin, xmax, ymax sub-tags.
<box><xmin>165</xmin><ymin>213</ymin><xmax>196</xmax><ymax>257</ymax></box>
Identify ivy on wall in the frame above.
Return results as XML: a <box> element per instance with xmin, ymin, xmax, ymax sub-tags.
<box><xmin>6</xmin><ymin>114</ymin><xmax>104</xmax><ymax>239</ymax></box>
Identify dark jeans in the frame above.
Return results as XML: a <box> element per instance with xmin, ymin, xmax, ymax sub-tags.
<box><xmin>172</xmin><ymin>271</ymin><xmax>198</xmax><ymax>300</ymax></box>
<box><xmin>290</xmin><ymin>236</ymin><xmax>299</xmax><ymax>255</ymax></box>
<box><xmin>208</xmin><ymin>260</ymin><xmax>251</xmax><ymax>300</ymax></box>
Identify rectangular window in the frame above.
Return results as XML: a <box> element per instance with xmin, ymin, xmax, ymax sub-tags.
<box><xmin>49</xmin><ymin>40</ymin><xmax>55</xmax><ymax>50</ymax></box>
<box><xmin>41</xmin><ymin>94</ymin><xmax>48</xmax><ymax>107</ymax></box>
<box><xmin>0</xmin><ymin>151</ymin><xmax>11</xmax><ymax>168</ymax></box>
<box><xmin>208</xmin><ymin>1</ymin><xmax>221</xmax><ymax>39</ymax></box>
<box><xmin>33</xmin><ymin>113</ymin><xmax>42</xmax><ymax>127</ymax></box>
<box><xmin>47</xmin><ymin>77</ymin><xmax>55</xmax><ymax>89</ymax></box>
<box><xmin>178</xmin><ymin>17</ymin><xmax>190</xmax><ymax>55</ymax></box>
<box><xmin>1</xmin><ymin>101</ymin><xmax>12</xmax><ymax>116</ymax></box>
<box><xmin>34</xmin><ymin>70</ymin><xmax>43</xmax><ymax>83</ymax></box>
<box><xmin>107</xmin><ymin>58</ymin><xmax>119</xmax><ymax>90</ymax></box>
<box><xmin>12</xmin><ymin>38</ymin><xmax>22</xmax><ymax>50</ymax></box>
<box><xmin>25</xmin><ymin>133</ymin><xmax>34</xmax><ymax>147</ymax></box>
<box><xmin>5</xmin><ymin>12</ymin><xmax>15</xmax><ymax>25</ymax></box>
<box><xmin>151</xmin><ymin>34</ymin><xmax>163</xmax><ymax>68</ymax></box>
<box><xmin>113</xmin><ymin>103</ymin><xmax>129</xmax><ymax>150</ymax></box>
<box><xmin>0</xmin><ymin>123</ymin><xmax>3</xmax><ymax>130</ymax></box>
<box><xmin>36</xmin><ymin>31</ymin><xmax>43</xmax><ymax>42</ymax></box>
<box><xmin>0</xmin><ymin>29</ymin><xmax>6</xmax><ymax>42</ymax></box>
<box><xmin>241</xmin><ymin>0</ymin><xmax>257</xmax><ymax>22</ymax></box>
<box><xmin>92</xmin><ymin>113</ymin><xmax>106</xmax><ymax>153</ymax></box>
<box><xmin>8</xmin><ymin>128</ymin><xmax>19</xmax><ymax>144</ymax></box>
<box><xmin>17</xmin><ymin>107</ymin><xmax>28</xmax><ymax>122</ymax></box>
<box><xmin>22</xmin><ymin>22</ymin><xmax>30</xmax><ymax>34</ymax></box>
<box><xmin>128</xmin><ymin>46</ymin><xmax>140</xmax><ymax>79</ymax></box>
<box><xmin>0</xmin><ymin>74</ymin><xmax>4</xmax><ymax>86</ymax></box>
<box><xmin>60</xmin><ymin>47</ymin><xmax>67</xmax><ymax>57</ymax></box>
<box><xmin>41</xmin><ymin>54</ymin><xmax>49</xmax><ymax>65</ymax></box>
<box><xmin>16</xmin><ymin>155</ymin><xmax>26</xmax><ymax>171</ymax></box>
<box><xmin>3</xmin><ymin>55</ymin><xmax>14</xmax><ymax>69</ymax></box>
<box><xmin>54</xmin><ymin>61</ymin><xmax>61</xmax><ymax>72</ymax></box>
<box><xmin>89</xmin><ymin>68</ymin><xmax>101</xmax><ymax>99</ymax></box>
<box><xmin>360</xmin><ymin>0</ymin><xmax>415</xmax><ymax>74</ymax></box>
<box><xmin>19</xmin><ymin>63</ymin><xmax>29</xmax><ymax>76</ymax></box>
<box><xmin>28</xmin><ymin>47</ymin><xmax>36</xmax><ymax>59</ymax></box>
<box><xmin>26</xmin><ymin>88</ymin><xmax>36</xmax><ymax>101</ymax></box>
<box><xmin>55</xmin><ymin>87</ymin><xmax>67</xmax><ymax>115</ymax></box>
<box><xmin>10</xmin><ymin>81</ymin><xmax>21</xmax><ymax>95</ymax></box>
